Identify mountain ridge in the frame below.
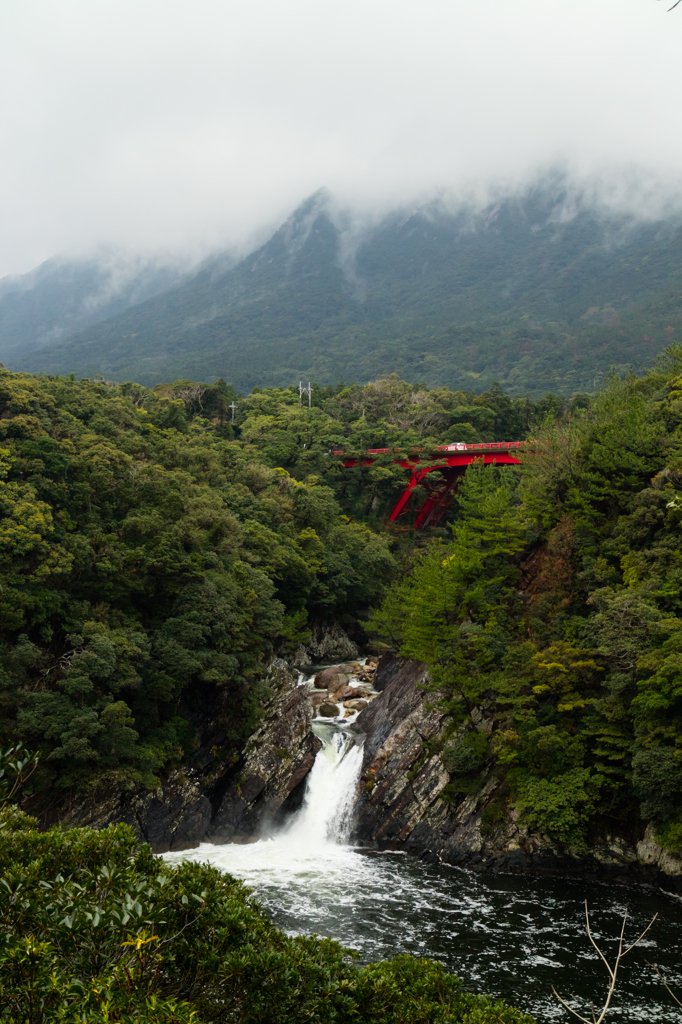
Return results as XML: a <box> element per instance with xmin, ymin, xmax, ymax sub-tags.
<box><xmin>0</xmin><ymin>248</ymin><xmax>201</xmax><ymax>364</ymax></box>
<box><xmin>7</xmin><ymin>179</ymin><xmax>682</xmax><ymax>395</ymax></box>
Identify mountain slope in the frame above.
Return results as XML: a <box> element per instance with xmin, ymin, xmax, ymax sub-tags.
<box><xmin>9</xmin><ymin>180</ymin><xmax>682</xmax><ymax>395</ymax></box>
<box><xmin>0</xmin><ymin>250</ymin><xmax>194</xmax><ymax>364</ymax></box>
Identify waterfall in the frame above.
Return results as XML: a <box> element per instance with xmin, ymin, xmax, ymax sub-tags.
<box><xmin>169</xmin><ymin>722</ymin><xmax>365</xmax><ymax>882</ymax></box>
<box><xmin>281</xmin><ymin>722</ymin><xmax>364</xmax><ymax>848</ymax></box>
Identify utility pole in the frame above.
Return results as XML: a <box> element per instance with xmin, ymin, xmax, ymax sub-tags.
<box><xmin>299</xmin><ymin>381</ymin><xmax>312</xmax><ymax>408</ymax></box>
<box><xmin>229</xmin><ymin>401</ymin><xmax>237</xmax><ymax>423</ymax></box>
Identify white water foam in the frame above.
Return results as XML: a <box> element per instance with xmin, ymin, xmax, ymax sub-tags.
<box><xmin>165</xmin><ymin>720</ymin><xmax>365</xmax><ymax>883</ymax></box>
<box><xmin>286</xmin><ymin>722</ymin><xmax>364</xmax><ymax>846</ymax></box>
<box><xmin>162</xmin><ymin>696</ymin><xmax>682</xmax><ymax>1022</ymax></box>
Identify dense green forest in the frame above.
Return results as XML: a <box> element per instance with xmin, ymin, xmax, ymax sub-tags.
<box><xmin>6</xmin><ymin>356</ymin><xmax>682</xmax><ymax>1022</ymax></box>
<box><xmin>0</xmin><ymin>371</ymin><xmax>545</xmax><ymax>1022</ymax></box>
<box><xmin>4</xmin><ymin>352</ymin><xmax>682</xmax><ymax>854</ymax></box>
<box><xmin>10</xmin><ymin>179</ymin><xmax>682</xmax><ymax>397</ymax></box>
<box><xmin>372</xmin><ymin>349</ymin><xmax>682</xmax><ymax>851</ymax></box>
<box><xmin>0</xmin><ymin>367</ymin><xmax>540</xmax><ymax>802</ymax></box>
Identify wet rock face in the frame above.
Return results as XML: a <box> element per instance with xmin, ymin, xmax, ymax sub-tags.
<box><xmin>308</xmin><ymin>691</ymin><xmax>329</xmax><ymax>706</ymax></box>
<box><xmin>49</xmin><ymin>649</ymin><xmax>682</xmax><ymax>889</ymax></box>
<box><xmin>352</xmin><ymin>654</ymin><xmax>682</xmax><ymax>890</ymax></box>
<box><xmin>330</xmin><ymin>684</ymin><xmax>357</xmax><ymax>702</ymax></box>
<box><xmin>294</xmin><ymin>624</ymin><xmax>358</xmax><ymax>664</ymax></box>
<box><xmin>353</xmin><ymin>654</ymin><xmax>446</xmax><ymax>850</ymax></box>
<box><xmin>56</xmin><ymin>662</ymin><xmax>321</xmax><ymax>854</ymax></box>
<box><xmin>204</xmin><ymin>671</ymin><xmax>321</xmax><ymax>848</ymax></box>
<box><xmin>52</xmin><ymin>655</ymin><xmax>381</xmax><ymax>853</ymax></box>
<box><xmin>344</xmin><ymin>699</ymin><xmax>368</xmax><ymax>712</ymax></box>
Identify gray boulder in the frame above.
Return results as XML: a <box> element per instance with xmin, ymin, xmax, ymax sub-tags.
<box><xmin>314</xmin><ymin>667</ymin><xmax>350</xmax><ymax>690</ymax></box>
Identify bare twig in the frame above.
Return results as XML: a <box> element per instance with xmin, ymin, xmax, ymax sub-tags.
<box><xmin>649</xmin><ymin>962</ymin><xmax>682</xmax><ymax>1008</ymax></box>
<box><xmin>552</xmin><ymin>901</ymin><xmax>657</xmax><ymax>1023</ymax></box>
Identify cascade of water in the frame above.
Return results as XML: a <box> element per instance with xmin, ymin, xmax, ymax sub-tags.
<box><xmin>282</xmin><ymin>722</ymin><xmax>364</xmax><ymax>848</ymax></box>
<box><xmin>167</xmin><ymin>721</ymin><xmax>365</xmax><ymax>882</ymax></box>
<box><xmin>163</xmin><ymin>668</ymin><xmax>682</xmax><ymax>1022</ymax></box>
<box><xmin>164</xmin><ymin>665</ymin><xmax>370</xmax><ymax>896</ymax></box>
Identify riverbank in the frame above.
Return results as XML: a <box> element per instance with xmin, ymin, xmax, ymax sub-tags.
<box><xmin>45</xmin><ymin>650</ymin><xmax>682</xmax><ymax>890</ymax></box>
<box><xmin>164</xmin><ymin>690</ymin><xmax>682</xmax><ymax>1024</ymax></box>
<box><xmin>352</xmin><ymin>655</ymin><xmax>682</xmax><ymax>891</ymax></box>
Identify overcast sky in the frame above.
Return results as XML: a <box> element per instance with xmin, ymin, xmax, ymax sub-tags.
<box><xmin>0</xmin><ymin>0</ymin><xmax>680</xmax><ymax>277</ymax></box>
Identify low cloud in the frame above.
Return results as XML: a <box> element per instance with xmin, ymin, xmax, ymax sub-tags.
<box><xmin>0</xmin><ymin>0</ymin><xmax>680</xmax><ymax>277</ymax></box>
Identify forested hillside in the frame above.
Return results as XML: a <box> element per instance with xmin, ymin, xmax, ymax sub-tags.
<box><xmin>0</xmin><ymin>368</ymin><xmax>537</xmax><ymax>804</ymax></box>
<box><xmin>372</xmin><ymin>348</ymin><xmax>682</xmax><ymax>853</ymax></box>
<box><xmin>0</xmin><ymin>251</ymin><xmax>189</xmax><ymax>363</ymax></box>
<box><xmin>0</xmin><ymin>368</ymin><xmax>547</xmax><ymax>1024</ymax></box>
<box><xmin>4</xmin><ymin>353</ymin><xmax>682</xmax><ymax>860</ymax></box>
<box><xmin>9</xmin><ymin>177</ymin><xmax>682</xmax><ymax>396</ymax></box>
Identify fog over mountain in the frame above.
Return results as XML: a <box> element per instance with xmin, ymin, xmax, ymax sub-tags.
<box><xmin>2</xmin><ymin>2</ymin><xmax>681</xmax><ymax>393</ymax></box>
<box><xmin>8</xmin><ymin>173</ymin><xmax>682</xmax><ymax>396</ymax></box>
<box><xmin>0</xmin><ymin>1</ymin><xmax>681</xmax><ymax>278</ymax></box>
<box><xmin>0</xmin><ymin>250</ymin><xmax>203</xmax><ymax>364</ymax></box>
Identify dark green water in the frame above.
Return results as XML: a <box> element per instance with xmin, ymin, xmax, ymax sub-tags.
<box><xmin>170</xmin><ymin>841</ymin><xmax>682</xmax><ymax>1022</ymax></box>
<box><xmin>167</xmin><ymin>725</ymin><xmax>682</xmax><ymax>1022</ymax></box>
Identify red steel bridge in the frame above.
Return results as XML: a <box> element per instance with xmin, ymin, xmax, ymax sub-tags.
<box><xmin>334</xmin><ymin>441</ymin><xmax>524</xmax><ymax>530</ymax></box>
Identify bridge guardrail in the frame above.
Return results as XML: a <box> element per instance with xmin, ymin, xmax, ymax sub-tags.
<box><xmin>332</xmin><ymin>441</ymin><xmax>525</xmax><ymax>457</ymax></box>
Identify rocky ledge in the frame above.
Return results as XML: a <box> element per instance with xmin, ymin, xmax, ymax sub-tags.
<box><xmin>310</xmin><ymin>659</ymin><xmax>378</xmax><ymax>718</ymax></box>
<box><xmin>54</xmin><ymin>655</ymin><xmax>379</xmax><ymax>853</ymax></box>
<box><xmin>55</xmin><ymin>660</ymin><xmax>322</xmax><ymax>852</ymax></box>
<box><xmin>352</xmin><ymin>653</ymin><xmax>682</xmax><ymax>892</ymax></box>
<box><xmin>51</xmin><ymin>645</ymin><xmax>682</xmax><ymax>889</ymax></box>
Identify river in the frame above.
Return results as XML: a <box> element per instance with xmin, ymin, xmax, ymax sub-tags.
<box><xmin>165</xmin><ymin>718</ymin><xmax>682</xmax><ymax>1022</ymax></box>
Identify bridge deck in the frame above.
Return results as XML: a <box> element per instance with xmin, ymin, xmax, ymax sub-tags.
<box><xmin>334</xmin><ymin>441</ymin><xmax>524</xmax><ymax>529</ymax></box>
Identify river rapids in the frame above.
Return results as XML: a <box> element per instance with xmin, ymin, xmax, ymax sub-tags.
<box><xmin>165</xmin><ymin>704</ymin><xmax>682</xmax><ymax>1022</ymax></box>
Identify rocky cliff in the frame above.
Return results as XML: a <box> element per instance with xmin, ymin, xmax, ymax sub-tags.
<box><xmin>51</xmin><ymin>648</ymin><xmax>682</xmax><ymax>890</ymax></box>
<box><xmin>352</xmin><ymin>654</ymin><xmax>682</xmax><ymax>892</ymax></box>
<box><xmin>55</xmin><ymin>660</ymin><xmax>321</xmax><ymax>852</ymax></box>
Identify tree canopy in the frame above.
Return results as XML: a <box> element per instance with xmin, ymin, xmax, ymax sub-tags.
<box><xmin>0</xmin><ymin>367</ymin><xmax>550</xmax><ymax>804</ymax></box>
<box><xmin>0</xmin><ymin>808</ymin><xmax>535</xmax><ymax>1024</ymax></box>
<box><xmin>371</xmin><ymin>347</ymin><xmax>682</xmax><ymax>850</ymax></box>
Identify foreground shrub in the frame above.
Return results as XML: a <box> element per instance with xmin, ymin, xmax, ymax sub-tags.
<box><xmin>0</xmin><ymin>812</ymin><xmax>534</xmax><ymax>1023</ymax></box>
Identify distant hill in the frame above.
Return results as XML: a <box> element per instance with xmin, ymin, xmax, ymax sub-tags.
<box><xmin>7</xmin><ymin>177</ymin><xmax>682</xmax><ymax>395</ymax></box>
<box><xmin>0</xmin><ymin>250</ymin><xmax>194</xmax><ymax>365</ymax></box>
